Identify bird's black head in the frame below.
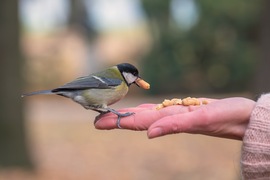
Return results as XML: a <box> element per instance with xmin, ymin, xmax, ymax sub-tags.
<box><xmin>117</xmin><ymin>63</ymin><xmax>140</xmax><ymax>86</ymax></box>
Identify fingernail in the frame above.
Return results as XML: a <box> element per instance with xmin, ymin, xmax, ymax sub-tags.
<box><xmin>148</xmin><ymin>127</ymin><xmax>163</xmax><ymax>139</ymax></box>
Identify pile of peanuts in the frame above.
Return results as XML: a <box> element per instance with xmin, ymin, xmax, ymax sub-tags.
<box><xmin>156</xmin><ymin>97</ymin><xmax>208</xmax><ymax>110</ymax></box>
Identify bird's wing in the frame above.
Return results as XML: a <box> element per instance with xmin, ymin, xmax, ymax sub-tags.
<box><xmin>52</xmin><ymin>76</ymin><xmax>122</xmax><ymax>92</ymax></box>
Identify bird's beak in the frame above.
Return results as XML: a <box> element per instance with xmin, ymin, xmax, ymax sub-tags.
<box><xmin>135</xmin><ymin>77</ymin><xmax>150</xmax><ymax>90</ymax></box>
<box><xmin>135</xmin><ymin>81</ymin><xmax>140</xmax><ymax>87</ymax></box>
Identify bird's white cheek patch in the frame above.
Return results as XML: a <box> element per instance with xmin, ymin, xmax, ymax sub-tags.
<box><xmin>122</xmin><ymin>72</ymin><xmax>137</xmax><ymax>84</ymax></box>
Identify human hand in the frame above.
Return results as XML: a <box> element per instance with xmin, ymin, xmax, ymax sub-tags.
<box><xmin>95</xmin><ymin>98</ymin><xmax>255</xmax><ymax>140</ymax></box>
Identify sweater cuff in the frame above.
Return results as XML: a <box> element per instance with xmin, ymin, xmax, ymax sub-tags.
<box><xmin>241</xmin><ymin>93</ymin><xmax>270</xmax><ymax>179</ymax></box>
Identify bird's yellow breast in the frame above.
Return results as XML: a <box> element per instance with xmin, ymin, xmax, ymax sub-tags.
<box><xmin>81</xmin><ymin>81</ymin><xmax>128</xmax><ymax>107</ymax></box>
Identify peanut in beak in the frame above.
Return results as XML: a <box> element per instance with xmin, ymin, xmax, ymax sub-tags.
<box><xmin>135</xmin><ymin>78</ymin><xmax>150</xmax><ymax>90</ymax></box>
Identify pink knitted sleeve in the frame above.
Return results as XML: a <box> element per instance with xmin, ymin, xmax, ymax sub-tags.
<box><xmin>241</xmin><ymin>93</ymin><xmax>270</xmax><ymax>179</ymax></box>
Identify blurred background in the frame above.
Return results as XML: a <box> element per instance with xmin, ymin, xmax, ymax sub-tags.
<box><xmin>0</xmin><ymin>0</ymin><xmax>270</xmax><ymax>179</ymax></box>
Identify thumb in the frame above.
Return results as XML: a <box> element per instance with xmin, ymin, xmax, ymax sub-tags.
<box><xmin>147</xmin><ymin>109</ymin><xmax>205</xmax><ymax>139</ymax></box>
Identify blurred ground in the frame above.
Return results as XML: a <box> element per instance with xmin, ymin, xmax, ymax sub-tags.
<box><xmin>0</xmin><ymin>95</ymin><xmax>243</xmax><ymax>180</ymax></box>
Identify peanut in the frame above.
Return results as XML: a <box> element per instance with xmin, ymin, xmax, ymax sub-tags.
<box><xmin>202</xmin><ymin>99</ymin><xmax>208</xmax><ymax>105</ymax></box>
<box><xmin>162</xmin><ymin>99</ymin><xmax>173</xmax><ymax>107</ymax></box>
<box><xmin>135</xmin><ymin>78</ymin><xmax>150</xmax><ymax>90</ymax></box>
<box><xmin>171</xmin><ymin>98</ymin><xmax>182</xmax><ymax>105</ymax></box>
<box><xmin>156</xmin><ymin>104</ymin><xmax>164</xmax><ymax>110</ymax></box>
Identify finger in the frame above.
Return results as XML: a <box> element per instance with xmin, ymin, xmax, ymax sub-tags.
<box><xmin>116</xmin><ymin>106</ymin><xmax>155</xmax><ymax>113</ymax></box>
<box><xmin>95</xmin><ymin>108</ymin><xmax>160</xmax><ymax>130</ymax></box>
<box><xmin>136</xmin><ymin>104</ymin><xmax>157</xmax><ymax>108</ymax></box>
<box><xmin>97</xmin><ymin>99</ymin><xmax>215</xmax><ymax>120</ymax></box>
<box><xmin>102</xmin><ymin>104</ymin><xmax>156</xmax><ymax>117</ymax></box>
<box><xmin>96</xmin><ymin>106</ymin><xmax>153</xmax><ymax>120</ymax></box>
<box><xmin>95</xmin><ymin>105</ymin><xmax>194</xmax><ymax>130</ymax></box>
<box><xmin>197</xmin><ymin>98</ymin><xmax>217</xmax><ymax>103</ymax></box>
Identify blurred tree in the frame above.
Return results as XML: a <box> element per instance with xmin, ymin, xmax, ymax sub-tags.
<box><xmin>0</xmin><ymin>1</ymin><xmax>32</xmax><ymax>167</ymax></box>
<box><xmin>69</xmin><ymin>0</ymin><xmax>85</xmax><ymax>27</ymax></box>
<box><xmin>141</xmin><ymin>0</ymin><xmax>262</xmax><ymax>94</ymax></box>
<box><xmin>68</xmin><ymin>0</ymin><xmax>97</xmax><ymax>38</ymax></box>
<box><xmin>254</xmin><ymin>0</ymin><xmax>270</xmax><ymax>94</ymax></box>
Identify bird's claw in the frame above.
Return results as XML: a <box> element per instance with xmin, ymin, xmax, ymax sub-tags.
<box><xmin>116</xmin><ymin>112</ymin><xmax>135</xmax><ymax>128</ymax></box>
<box><xmin>94</xmin><ymin>110</ymin><xmax>134</xmax><ymax>129</ymax></box>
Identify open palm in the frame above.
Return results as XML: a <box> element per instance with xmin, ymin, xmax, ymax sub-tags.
<box><xmin>95</xmin><ymin>97</ymin><xmax>255</xmax><ymax>140</ymax></box>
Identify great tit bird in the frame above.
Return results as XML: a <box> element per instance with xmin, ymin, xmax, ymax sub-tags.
<box><xmin>22</xmin><ymin>63</ymin><xmax>150</xmax><ymax>128</ymax></box>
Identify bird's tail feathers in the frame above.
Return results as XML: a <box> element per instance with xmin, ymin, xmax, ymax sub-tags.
<box><xmin>21</xmin><ymin>90</ymin><xmax>53</xmax><ymax>97</ymax></box>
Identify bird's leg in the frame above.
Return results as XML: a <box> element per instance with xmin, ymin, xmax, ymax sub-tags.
<box><xmin>105</xmin><ymin>108</ymin><xmax>135</xmax><ymax>128</ymax></box>
<box><xmin>87</xmin><ymin>105</ymin><xmax>110</xmax><ymax>124</ymax></box>
<box><xmin>93</xmin><ymin>107</ymin><xmax>134</xmax><ymax>128</ymax></box>
<box><xmin>94</xmin><ymin>111</ymin><xmax>109</xmax><ymax>124</ymax></box>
